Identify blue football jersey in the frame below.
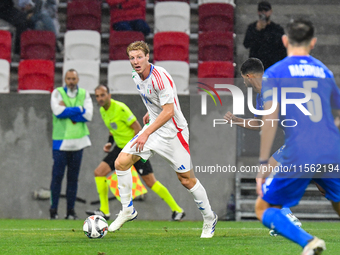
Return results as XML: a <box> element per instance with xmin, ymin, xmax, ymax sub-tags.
<box><xmin>262</xmin><ymin>56</ymin><xmax>340</xmax><ymax>166</ymax></box>
<box><xmin>254</xmin><ymin>93</ymin><xmax>264</xmax><ymax>118</ymax></box>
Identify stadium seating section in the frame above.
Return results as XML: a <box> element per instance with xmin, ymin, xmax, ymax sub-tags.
<box><xmin>64</xmin><ymin>30</ymin><xmax>101</xmax><ymax>62</ymax></box>
<box><xmin>108</xmin><ymin>60</ymin><xmax>139</xmax><ymax>94</ymax></box>
<box><xmin>18</xmin><ymin>60</ymin><xmax>55</xmax><ymax>93</ymax></box>
<box><xmin>3</xmin><ymin>0</ymin><xmax>235</xmax><ymax>92</ymax></box>
<box><xmin>154</xmin><ymin>61</ymin><xmax>189</xmax><ymax>95</ymax></box>
<box><xmin>67</xmin><ymin>1</ymin><xmax>102</xmax><ymax>32</ymax></box>
<box><xmin>20</xmin><ymin>30</ymin><xmax>56</xmax><ymax>62</ymax></box>
<box><xmin>109</xmin><ymin>31</ymin><xmax>144</xmax><ymax>61</ymax></box>
<box><xmin>107</xmin><ymin>0</ymin><xmax>146</xmax><ymax>33</ymax></box>
<box><xmin>0</xmin><ymin>30</ymin><xmax>11</xmax><ymax>63</ymax></box>
<box><xmin>0</xmin><ymin>59</ymin><xmax>10</xmax><ymax>93</ymax></box>
<box><xmin>153</xmin><ymin>32</ymin><xmax>190</xmax><ymax>63</ymax></box>
<box><xmin>198</xmin><ymin>31</ymin><xmax>234</xmax><ymax>62</ymax></box>
<box><xmin>198</xmin><ymin>61</ymin><xmax>234</xmax><ymax>78</ymax></box>
<box><xmin>154</xmin><ymin>2</ymin><xmax>190</xmax><ymax>35</ymax></box>
<box><xmin>199</xmin><ymin>3</ymin><xmax>234</xmax><ymax>32</ymax></box>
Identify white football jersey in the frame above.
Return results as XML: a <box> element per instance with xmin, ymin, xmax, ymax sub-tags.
<box><xmin>132</xmin><ymin>64</ymin><xmax>188</xmax><ymax>138</ymax></box>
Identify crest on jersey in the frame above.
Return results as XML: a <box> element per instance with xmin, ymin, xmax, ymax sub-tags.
<box><xmin>147</xmin><ymin>84</ymin><xmax>152</xmax><ymax>94</ymax></box>
<box><xmin>110</xmin><ymin>122</ymin><xmax>117</xmax><ymax>130</ymax></box>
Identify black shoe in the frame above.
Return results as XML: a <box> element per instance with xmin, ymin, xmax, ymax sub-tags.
<box><xmin>50</xmin><ymin>208</ymin><xmax>58</xmax><ymax>220</ymax></box>
<box><xmin>65</xmin><ymin>209</ymin><xmax>78</xmax><ymax>220</ymax></box>
<box><xmin>172</xmin><ymin>210</ymin><xmax>185</xmax><ymax>221</ymax></box>
<box><xmin>85</xmin><ymin>209</ymin><xmax>110</xmax><ymax>220</ymax></box>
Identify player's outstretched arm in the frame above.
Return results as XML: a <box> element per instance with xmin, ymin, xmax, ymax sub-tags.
<box><xmin>224</xmin><ymin>111</ymin><xmax>261</xmax><ymax>130</ymax></box>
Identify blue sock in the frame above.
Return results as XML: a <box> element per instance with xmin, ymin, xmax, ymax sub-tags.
<box><xmin>281</xmin><ymin>207</ymin><xmax>293</xmax><ymax>215</ymax></box>
<box><xmin>262</xmin><ymin>208</ymin><xmax>313</xmax><ymax>247</ymax></box>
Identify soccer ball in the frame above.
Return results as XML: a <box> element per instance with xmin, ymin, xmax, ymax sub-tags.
<box><xmin>83</xmin><ymin>215</ymin><xmax>108</xmax><ymax>239</ymax></box>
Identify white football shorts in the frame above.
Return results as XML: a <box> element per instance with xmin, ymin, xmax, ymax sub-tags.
<box><xmin>122</xmin><ymin>125</ymin><xmax>193</xmax><ymax>173</ymax></box>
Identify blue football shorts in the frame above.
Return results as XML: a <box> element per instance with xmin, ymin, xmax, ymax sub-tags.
<box><xmin>262</xmin><ymin>171</ymin><xmax>340</xmax><ymax>207</ymax></box>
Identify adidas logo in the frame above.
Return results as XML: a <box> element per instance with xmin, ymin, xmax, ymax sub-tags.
<box><xmin>177</xmin><ymin>165</ymin><xmax>186</xmax><ymax>171</ymax></box>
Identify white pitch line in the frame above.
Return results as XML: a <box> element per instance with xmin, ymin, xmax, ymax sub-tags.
<box><xmin>3</xmin><ymin>227</ymin><xmax>339</xmax><ymax>231</ymax></box>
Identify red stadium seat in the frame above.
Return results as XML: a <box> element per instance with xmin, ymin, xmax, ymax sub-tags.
<box><xmin>155</xmin><ymin>0</ymin><xmax>189</xmax><ymax>3</ymax></box>
<box><xmin>18</xmin><ymin>60</ymin><xmax>55</xmax><ymax>93</ymax></box>
<box><xmin>198</xmin><ymin>61</ymin><xmax>234</xmax><ymax>93</ymax></box>
<box><xmin>108</xmin><ymin>0</ymin><xmax>146</xmax><ymax>32</ymax></box>
<box><xmin>199</xmin><ymin>3</ymin><xmax>234</xmax><ymax>32</ymax></box>
<box><xmin>109</xmin><ymin>31</ymin><xmax>145</xmax><ymax>60</ymax></box>
<box><xmin>21</xmin><ymin>30</ymin><xmax>56</xmax><ymax>62</ymax></box>
<box><xmin>198</xmin><ymin>61</ymin><xmax>234</xmax><ymax>78</ymax></box>
<box><xmin>0</xmin><ymin>30</ymin><xmax>12</xmax><ymax>63</ymax></box>
<box><xmin>153</xmin><ymin>32</ymin><xmax>189</xmax><ymax>63</ymax></box>
<box><xmin>67</xmin><ymin>1</ymin><xmax>102</xmax><ymax>32</ymax></box>
<box><xmin>198</xmin><ymin>31</ymin><xmax>233</xmax><ymax>62</ymax></box>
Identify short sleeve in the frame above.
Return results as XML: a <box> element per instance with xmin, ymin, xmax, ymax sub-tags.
<box><xmin>120</xmin><ymin>103</ymin><xmax>137</xmax><ymax>126</ymax></box>
<box><xmin>152</xmin><ymin>68</ymin><xmax>174</xmax><ymax>106</ymax></box>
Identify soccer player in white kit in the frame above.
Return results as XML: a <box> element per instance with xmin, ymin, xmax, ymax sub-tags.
<box><xmin>108</xmin><ymin>41</ymin><xmax>217</xmax><ymax>238</ymax></box>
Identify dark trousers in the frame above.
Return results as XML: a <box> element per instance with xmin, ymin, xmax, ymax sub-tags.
<box><xmin>50</xmin><ymin>150</ymin><xmax>83</xmax><ymax>211</ymax></box>
<box><xmin>0</xmin><ymin>7</ymin><xmax>28</xmax><ymax>54</ymax></box>
<box><xmin>113</xmin><ymin>19</ymin><xmax>150</xmax><ymax>36</ymax></box>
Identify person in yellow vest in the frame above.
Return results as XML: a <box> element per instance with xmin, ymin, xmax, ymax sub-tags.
<box><xmin>86</xmin><ymin>84</ymin><xmax>185</xmax><ymax>221</ymax></box>
<box><xmin>49</xmin><ymin>69</ymin><xmax>93</xmax><ymax>219</ymax></box>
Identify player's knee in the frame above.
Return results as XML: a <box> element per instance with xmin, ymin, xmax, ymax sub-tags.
<box><xmin>94</xmin><ymin>167</ymin><xmax>104</xmax><ymax>177</ymax></box>
<box><xmin>142</xmin><ymin>175</ymin><xmax>156</xmax><ymax>188</ymax></box>
<box><xmin>94</xmin><ymin>162</ymin><xmax>111</xmax><ymax>177</ymax></box>
<box><xmin>94</xmin><ymin>168</ymin><xmax>99</xmax><ymax>176</ymax></box>
<box><xmin>115</xmin><ymin>158</ymin><xmax>129</xmax><ymax>171</ymax></box>
<box><xmin>114</xmin><ymin>159</ymin><xmax>123</xmax><ymax>170</ymax></box>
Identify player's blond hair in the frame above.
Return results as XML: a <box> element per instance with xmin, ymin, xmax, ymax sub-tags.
<box><xmin>126</xmin><ymin>41</ymin><xmax>150</xmax><ymax>56</ymax></box>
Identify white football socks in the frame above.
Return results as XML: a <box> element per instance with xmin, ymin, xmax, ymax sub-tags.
<box><xmin>115</xmin><ymin>169</ymin><xmax>133</xmax><ymax>214</ymax></box>
<box><xmin>189</xmin><ymin>179</ymin><xmax>214</xmax><ymax>220</ymax></box>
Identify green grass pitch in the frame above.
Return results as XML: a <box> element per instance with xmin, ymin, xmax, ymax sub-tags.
<box><xmin>0</xmin><ymin>219</ymin><xmax>339</xmax><ymax>255</ymax></box>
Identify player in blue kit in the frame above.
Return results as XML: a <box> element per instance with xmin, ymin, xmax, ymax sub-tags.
<box><xmin>256</xmin><ymin>18</ymin><xmax>340</xmax><ymax>255</ymax></box>
<box><xmin>224</xmin><ymin>58</ymin><xmax>302</xmax><ymax>234</ymax></box>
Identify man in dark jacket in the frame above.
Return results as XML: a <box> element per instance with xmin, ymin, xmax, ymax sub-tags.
<box><xmin>0</xmin><ymin>0</ymin><xmax>29</xmax><ymax>54</ymax></box>
<box><xmin>243</xmin><ymin>1</ymin><xmax>286</xmax><ymax>70</ymax></box>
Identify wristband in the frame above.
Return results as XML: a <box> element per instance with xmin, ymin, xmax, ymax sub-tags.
<box><xmin>259</xmin><ymin>159</ymin><xmax>269</xmax><ymax>165</ymax></box>
<box><xmin>108</xmin><ymin>136</ymin><xmax>114</xmax><ymax>144</ymax></box>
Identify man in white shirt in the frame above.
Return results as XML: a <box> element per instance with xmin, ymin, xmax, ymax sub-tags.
<box><xmin>49</xmin><ymin>69</ymin><xmax>93</xmax><ymax>220</ymax></box>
